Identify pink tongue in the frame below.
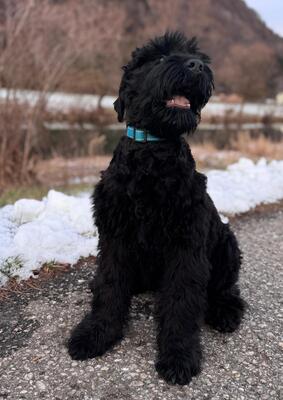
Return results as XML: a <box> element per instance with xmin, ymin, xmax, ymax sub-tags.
<box><xmin>174</xmin><ymin>96</ymin><xmax>188</xmax><ymax>106</ymax></box>
<box><xmin>166</xmin><ymin>96</ymin><xmax>190</xmax><ymax>107</ymax></box>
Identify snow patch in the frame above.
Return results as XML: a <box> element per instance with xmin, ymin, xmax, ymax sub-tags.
<box><xmin>0</xmin><ymin>190</ymin><xmax>98</xmax><ymax>285</ymax></box>
<box><xmin>1</xmin><ymin>158</ymin><xmax>283</xmax><ymax>286</ymax></box>
<box><xmin>207</xmin><ymin>158</ymin><xmax>283</xmax><ymax>214</ymax></box>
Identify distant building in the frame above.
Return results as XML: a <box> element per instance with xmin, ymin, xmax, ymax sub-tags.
<box><xmin>276</xmin><ymin>93</ymin><xmax>283</xmax><ymax>105</ymax></box>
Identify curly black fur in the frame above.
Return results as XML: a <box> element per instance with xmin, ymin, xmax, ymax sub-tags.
<box><xmin>68</xmin><ymin>31</ymin><xmax>246</xmax><ymax>386</ymax></box>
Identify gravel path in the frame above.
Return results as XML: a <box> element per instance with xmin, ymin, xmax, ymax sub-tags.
<box><xmin>0</xmin><ymin>211</ymin><xmax>282</xmax><ymax>400</ymax></box>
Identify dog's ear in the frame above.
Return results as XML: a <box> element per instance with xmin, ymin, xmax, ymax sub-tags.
<box><xmin>113</xmin><ymin>90</ymin><xmax>125</xmax><ymax>122</ymax></box>
<box><xmin>113</xmin><ymin>96</ymin><xmax>125</xmax><ymax>122</ymax></box>
<box><xmin>113</xmin><ymin>65</ymin><xmax>128</xmax><ymax>122</ymax></box>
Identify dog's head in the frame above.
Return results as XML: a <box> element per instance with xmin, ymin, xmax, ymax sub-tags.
<box><xmin>114</xmin><ymin>31</ymin><xmax>214</xmax><ymax>139</ymax></box>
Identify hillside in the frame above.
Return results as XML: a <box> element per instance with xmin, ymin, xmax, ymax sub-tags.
<box><xmin>0</xmin><ymin>0</ymin><xmax>282</xmax><ymax>99</ymax></box>
<box><xmin>120</xmin><ymin>0</ymin><xmax>283</xmax><ymax>97</ymax></box>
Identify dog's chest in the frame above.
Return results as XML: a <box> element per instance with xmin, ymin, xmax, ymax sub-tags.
<box><xmin>94</xmin><ymin>139</ymin><xmax>206</xmax><ymax>245</ymax></box>
<box><xmin>119</xmin><ymin>149</ymin><xmax>196</xmax><ymax>239</ymax></box>
<box><xmin>125</xmin><ymin>149</ymin><xmax>190</xmax><ymax>203</ymax></box>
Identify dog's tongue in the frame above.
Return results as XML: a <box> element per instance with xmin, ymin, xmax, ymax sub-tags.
<box><xmin>166</xmin><ymin>96</ymin><xmax>190</xmax><ymax>108</ymax></box>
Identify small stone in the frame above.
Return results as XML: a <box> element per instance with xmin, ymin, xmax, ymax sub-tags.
<box><xmin>24</xmin><ymin>373</ymin><xmax>33</xmax><ymax>380</ymax></box>
<box><xmin>131</xmin><ymin>380</ymin><xmax>143</xmax><ymax>387</ymax></box>
<box><xmin>36</xmin><ymin>381</ymin><xmax>46</xmax><ymax>392</ymax></box>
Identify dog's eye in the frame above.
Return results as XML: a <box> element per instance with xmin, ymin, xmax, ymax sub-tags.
<box><xmin>159</xmin><ymin>57</ymin><xmax>165</xmax><ymax>63</ymax></box>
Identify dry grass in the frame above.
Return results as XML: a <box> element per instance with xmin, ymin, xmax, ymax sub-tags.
<box><xmin>231</xmin><ymin>132</ymin><xmax>283</xmax><ymax>160</ymax></box>
<box><xmin>192</xmin><ymin>132</ymin><xmax>283</xmax><ymax>169</ymax></box>
<box><xmin>192</xmin><ymin>144</ymin><xmax>242</xmax><ymax>170</ymax></box>
<box><xmin>201</xmin><ymin>111</ymin><xmax>283</xmax><ymax>125</ymax></box>
<box><xmin>35</xmin><ymin>155</ymin><xmax>111</xmax><ymax>186</ymax></box>
<box><xmin>0</xmin><ymin>256</ymin><xmax>96</xmax><ymax>301</ymax></box>
<box><xmin>33</xmin><ymin>134</ymin><xmax>283</xmax><ymax>183</ymax></box>
<box><xmin>0</xmin><ymin>100</ymin><xmax>114</xmax><ymax>192</ymax></box>
<box><xmin>0</xmin><ymin>263</ymin><xmax>70</xmax><ymax>300</ymax></box>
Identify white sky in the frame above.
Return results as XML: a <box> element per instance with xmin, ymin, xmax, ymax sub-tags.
<box><xmin>245</xmin><ymin>0</ymin><xmax>283</xmax><ymax>37</ymax></box>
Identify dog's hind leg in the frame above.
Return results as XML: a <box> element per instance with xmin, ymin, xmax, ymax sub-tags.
<box><xmin>68</xmin><ymin>241</ymin><xmax>131</xmax><ymax>360</ymax></box>
<box><xmin>155</xmin><ymin>248</ymin><xmax>208</xmax><ymax>385</ymax></box>
<box><xmin>205</xmin><ymin>225</ymin><xmax>246</xmax><ymax>333</ymax></box>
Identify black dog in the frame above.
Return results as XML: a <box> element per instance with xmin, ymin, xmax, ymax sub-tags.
<box><xmin>68</xmin><ymin>31</ymin><xmax>245</xmax><ymax>385</ymax></box>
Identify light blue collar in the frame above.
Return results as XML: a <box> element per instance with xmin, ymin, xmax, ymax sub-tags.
<box><xmin>126</xmin><ymin>126</ymin><xmax>164</xmax><ymax>142</ymax></box>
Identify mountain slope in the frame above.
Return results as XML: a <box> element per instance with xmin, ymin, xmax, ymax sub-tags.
<box><xmin>1</xmin><ymin>0</ymin><xmax>282</xmax><ymax>98</ymax></box>
<box><xmin>121</xmin><ymin>0</ymin><xmax>283</xmax><ymax>97</ymax></box>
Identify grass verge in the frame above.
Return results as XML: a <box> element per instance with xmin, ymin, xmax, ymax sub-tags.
<box><xmin>0</xmin><ymin>182</ymin><xmax>93</xmax><ymax>207</ymax></box>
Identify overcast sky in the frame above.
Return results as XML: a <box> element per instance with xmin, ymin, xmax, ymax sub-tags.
<box><xmin>245</xmin><ymin>0</ymin><xmax>283</xmax><ymax>37</ymax></box>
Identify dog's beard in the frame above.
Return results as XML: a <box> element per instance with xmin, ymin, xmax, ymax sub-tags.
<box><xmin>147</xmin><ymin>66</ymin><xmax>212</xmax><ymax>137</ymax></box>
<box><xmin>152</xmin><ymin>102</ymin><xmax>199</xmax><ymax>137</ymax></box>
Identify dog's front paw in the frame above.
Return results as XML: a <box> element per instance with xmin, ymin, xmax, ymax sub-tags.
<box><xmin>206</xmin><ymin>294</ymin><xmax>246</xmax><ymax>333</ymax></box>
<box><xmin>68</xmin><ymin>314</ymin><xmax>110</xmax><ymax>360</ymax></box>
<box><xmin>156</xmin><ymin>353</ymin><xmax>201</xmax><ymax>385</ymax></box>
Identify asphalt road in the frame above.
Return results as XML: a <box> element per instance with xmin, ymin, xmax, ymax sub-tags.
<box><xmin>0</xmin><ymin>210</ymin><xmax>282</xmax><ymax>400</ymax></box>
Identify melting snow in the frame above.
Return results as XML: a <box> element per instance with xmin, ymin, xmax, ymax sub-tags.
<box><xmin>0</xmin><ymin>191</ymin><xmax>98</xmax><ymax>286</ymax></box>
<box><xmin>207</xmin><ymin>158</ymin><xmax>283</xmax><ymax>214</ymax></box>
<box><xmin>1</xmin><ymin>158</ymin><xmax>283</xmax><ymax>286</ymax></box>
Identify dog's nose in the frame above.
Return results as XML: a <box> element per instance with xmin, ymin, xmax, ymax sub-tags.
<box><xmin>185</xmin><ymin>59</ymin><xmax>204</xmax><ymax>73</ymax></box>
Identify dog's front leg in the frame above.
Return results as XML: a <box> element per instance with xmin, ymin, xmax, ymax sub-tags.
<box><xmin>68</xmin><ymin>241</ymin><xmax>131</xmax><ymax>360</ymax></box>
<box><xmin>155</xmin><ymin>248</ymin><xmax>208</xmax><ymax>385</ymax></box>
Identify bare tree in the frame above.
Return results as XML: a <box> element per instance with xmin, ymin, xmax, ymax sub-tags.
<box><xmin>0</xmin><ymin>0</ymin><xmax>81</xmax><ymax>187</ymax></box>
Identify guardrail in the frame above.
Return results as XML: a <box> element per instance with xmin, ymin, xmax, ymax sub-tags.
<box><xmin>1</xmin><ymin>89</ymin><xmax>283</xmax><ymax>117</ymax></box>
